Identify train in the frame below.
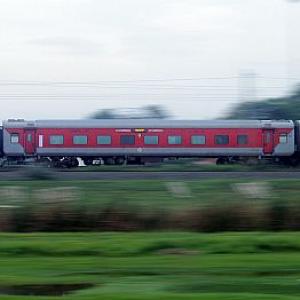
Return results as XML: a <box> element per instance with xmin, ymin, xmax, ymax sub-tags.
<box><xmin>0</xmin><ymin>118</ymin><xmax>300</xmax><ymax>167</ymax></box>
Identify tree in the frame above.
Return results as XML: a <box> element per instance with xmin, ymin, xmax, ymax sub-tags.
<box><xmin>227</xmin><ymin>86</ymin><xmax>300</xmax><ymax>120</ymax></box>
<box><xmin>90</xmin><ymin>105</ymin><xmax>170</xmax><ymax>119</ymax></box>
<box><xmin>90</xmin><ymin>109</ymin><xmax>118</xmax><ymax>119</ymax></box>
<box><xmin>142</xmin><ymin>105</ymin><xmax>169</xmax><ymax>119</ymax></box>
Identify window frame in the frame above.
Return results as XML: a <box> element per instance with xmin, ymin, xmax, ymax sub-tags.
<box><xmin>49</xmin><ymin>135</ymin><xmax>64</xmax><ymax>145</ymax></box>
<box><xmin>10</xmin><ymin>133</ymin><xmax>20</xmax><ymax>144</ymax></box>
<box><xmin>120</xmin><ymin>135</ymin><xmax>135</xmax><ymax>145</ymax></box>
<box><xmin>144</xmin><ymin>135</ymin><xmax>159</xmax><ymax>145</ymax></box>
<box><xmin>73</xmin><ymin>135</ymin><xmax>88</xmax><ymax>145</ymax></box>
<box><xmin>279</xmin><ymin>134</ymin><xmax>288</xmax><ymax>144</ymax></box>
<box><xmin>191</xmin><ymin>135</ymin><xmax>206</xmax><ymax>145</ymax></box>
<box><xmin>168</xmin><ymin>135</ymin><xmax>182</xmax><ymax>145</ymax></box>
<box><xmin>237</xmin><ymin>134</ymin><xmax>248</xmax><ymax>145</ymax></box>
<box><xmin>97</xmin><ymin>135</ymin><xmax>112</xmax><ymax>145</ymax></box>
<box><xmin>27</xmin><ymin>134</ymin><xmax>32</xmax><ymax>143</ymax></box>
<box><xmin>215</xmin><ymin>135</ymin><xmax>229</xmax><ymax>145</ymax></box>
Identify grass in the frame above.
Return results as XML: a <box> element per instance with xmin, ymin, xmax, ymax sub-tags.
<box><xmin>0</xmin><ymin>178</ymin><xmax>300</xmax><ymax>209</ymax></box>
<box><xmin>1</xmin><ymin>179</ymin><xmax>300</xmax><ymax>298</ymax></box>
<box><xmin>2</xmin><ymin>178</ymin><xmax>300</xmax><ymax>232</ymax></box>
<box><xmin>0</xmin><ymin>232</ymin><xmax>300</xmax><ymax>299</ymax></box>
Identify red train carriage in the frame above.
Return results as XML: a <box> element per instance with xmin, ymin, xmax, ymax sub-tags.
<box><xmin>2</xmin><ymin>119</ymin><xmax>295</xmax><ymax>166</ymax></box>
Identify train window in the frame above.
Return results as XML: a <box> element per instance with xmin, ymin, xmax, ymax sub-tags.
<box><xmin>191</xmin><ymin>135</ymin><xmax>206</xmax><ymax>145</ymax></box>
<box><xmin>38</xmin><ymin>135</ymin><xmax>44</xmax><ymax>147</ymax></box>
<box><xmin>73</xmin><ymin>135</ymin><xmax>88</xmax><ymax>145</ymax></box>
<box><xmin>120</xmin><ymin>135</ymin><xmax>135</xmax><ymax>145</ymax></box>
<box><xmin>215</xmin><ymin>135</ymin><xmax>229</xmax><ymax>145</ymax></box>
<box><xmin>97</xmin><ymin>135</ymin><xmax>111</xmax><ymax>145</ymax></box>
<box><xmin>279</xmin><ymin>134</ymin><xmax>288</xmax><ymax>144</ymax></box>
<box><xmin>144</xmin><ymin>135</ymin><xmax>159</xmax><ymax>145</ymax></box>
<box><xmin>168</xmin><ymin>135</ymin><xmax>182</xmax><ymax>145</ymax></box>
<box><xmin>10</xmin><ymin>133</ymin><xmax>19</xmax><ymax>144</ymax></box>
<box><xmin>49</xmin><ymin>135</ymin><xmax>64</xmax><ymax>145</ymax></box>
<box><xmin>237</xmin><ymin>135</ymin><xmax>248</xmax><ymax>145</ymax></box>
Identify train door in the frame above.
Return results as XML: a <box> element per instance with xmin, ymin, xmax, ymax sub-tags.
<box><xmin>24</xmin><ymin>129</ymin><xmax>36</xmax><ymax>155</ymax></box>
<box><xmin>134</xmin><ymin>129</ymin><xmax>145</xmax><ymax>149</ymax></box>
<box><xmin>263</xmin><ymin>129</ymin><xmax>274</xmax><ymax>155</ymax></box>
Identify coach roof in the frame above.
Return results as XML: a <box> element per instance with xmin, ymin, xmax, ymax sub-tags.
<box><xmin>3</xmin><ymin>119</ymin><xmax>294</xmax><ymax>129</ymax></box>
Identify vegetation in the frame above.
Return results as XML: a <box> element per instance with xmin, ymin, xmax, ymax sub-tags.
<box><xmin>68</xmin><ymin>161</ymin><xmax>300</xmax><ymax>172</ymax></box>
<box><xmin>227</xmin><ymin>86</ymin><xmax>300</xmax><ymax>120</ymax></box>
<box><xmin>90</xmin><ymin>105</ymin><xmax>170</xmax><ymax>119</ymax></box>
<box><xmin>1</xmin><ymin>180</ymin><xmax>300</xmax><ymax>299</ymax></box>
<box><xmin>0</xmin><ymin>232</ymin><xmax>299</xmax><ymax>299</ymax></box>
<box><xmin>1</xmin><ymin>179</ymin><xmax>300</xmax><ymax>231</ymax></box>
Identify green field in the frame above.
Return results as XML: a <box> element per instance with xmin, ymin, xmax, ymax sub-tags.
<box><xmin>0</xmin><ymin>179</ymin><xmax>300</xmax><ymax>299</ymax></box>
<box><xmin>1</xmin><ymin>178</ymin><xmax>300</xmax><ymax>208</ymax></box>
<box><xmin>0</xmin><ymin>232</ymin><xmax>300</xmax><ymax>299</ymax></box>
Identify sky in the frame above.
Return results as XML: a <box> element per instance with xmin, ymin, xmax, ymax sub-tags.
<box><xmin>0</xmin><ymin>0</ymin><xmax>299</xmax><ymax>120</ymax></box>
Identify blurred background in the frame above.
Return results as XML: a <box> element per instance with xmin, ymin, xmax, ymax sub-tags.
<box><xmin>0</xmin><ymin>0</ymin><xmax>300</xmax><ymax>120</ymax></box>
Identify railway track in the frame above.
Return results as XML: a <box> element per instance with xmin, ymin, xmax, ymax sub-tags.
<box><xmin>1</xmin><ymin>170</ymin><xmax>300</xmax><ymax>180</ymax></box>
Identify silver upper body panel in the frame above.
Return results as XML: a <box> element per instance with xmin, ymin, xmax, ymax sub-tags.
<box><xmin>2</xmin><ymin>119</ymin><xmax>295</xmax><ymax>129</ymax></box>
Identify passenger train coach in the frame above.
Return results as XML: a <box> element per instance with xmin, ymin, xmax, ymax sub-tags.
<box><xmin>0</xmin><ymin>119</ymin><xmax>299</xmax><ymax>167</ymax></box>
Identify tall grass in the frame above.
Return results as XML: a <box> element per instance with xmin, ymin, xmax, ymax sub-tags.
<box><xmin>0</xmin><ymin>200</ymin><xmax>299</xmax><ymax>232</ymax></box>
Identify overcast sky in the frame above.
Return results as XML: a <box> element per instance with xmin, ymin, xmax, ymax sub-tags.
<box><xmin>0</xmin><ymin>0</ymin><xmax>299</xmax><ymax>120</ymax></box>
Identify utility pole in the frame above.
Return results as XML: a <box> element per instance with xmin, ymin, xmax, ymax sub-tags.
<box><xmin>285</xmin><ymin>0</ymin><xmax>300</xmax><ymax>94</ymax></box>
<box><xmin>238</xmin><ymin>71</ymin><xmax>257</xmax><ymax>103</ymax></box>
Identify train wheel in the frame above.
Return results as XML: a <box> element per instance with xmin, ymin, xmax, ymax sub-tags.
<box><xmin>36</xmin><ymin>158</ymin><xmax>51</xmax><ymax>168</ymax></box>
<box><xmin>60</xmin><ymin>157</ymin><xmax>78</xmax><ymax>168</ymax></box>
<box><xmin>70</xmin><ymin>158</ymin><xmax>79</xmax><ymax>168</ymax></box>
<box><xmin>50</xmin><ymin>158</ymin><xmax>62</xmax><ymax>168</ymax></box>
<box><xmin>282</xmin><ymin>156</ymin><xmax>300</xmax><ymax>167</ymax></box>
<box><xmin>104</xmin><ymin>158</ymin><xmax>115</xmax><ymax>165</ymax></box>
<box><xmin>83</xmin><ymin>158</ymin><xmax>94</xmax><ymax>166</ymax></box>
<box><xmin>0</xmin><ymin>158</ymin><xmax>8</xmax><ymax>168</ymax></box>
<box><xmin>61</xmin><ymin>157</ymin><xmax>70</xmax><ymax>168</ymax></box>
<box><xmin>115</xmin><ymin>157</ymin><xmax>125</xmax><ymax>165</ymax></box>
<box><xmin>216</xmin><ymin>158</ymin><xmax>228</xmax><ymax>165</ymax></box>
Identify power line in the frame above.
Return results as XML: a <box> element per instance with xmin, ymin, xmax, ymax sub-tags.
<box><xmin>0</xmin><ymin>77</ymin><xmax>239</xmax><ymax>85</ymax></box>
<box><xmin>0</xmin><ymin>96</ymin><xmax>282</xmax><ymax>101</ymax></box>
<box><xmin>0</xmin><ymin>75</ymin><xmax>297</xmax><ymax>84</ymax></box>
<box><xmin>0</xmin><ymin>84</ymin><xmax>287</xmax><ymax>90</ymax></box>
